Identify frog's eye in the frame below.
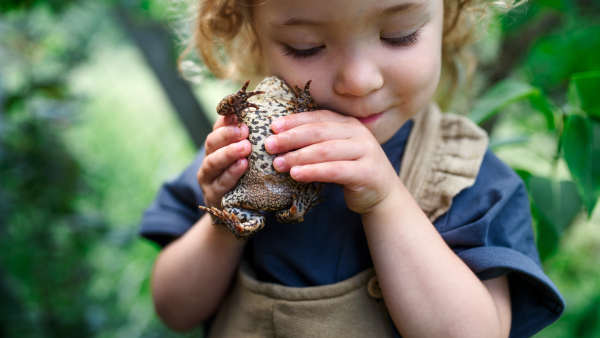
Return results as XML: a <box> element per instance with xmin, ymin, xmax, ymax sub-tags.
<box><xmin>281</xmin><ymin>45</ymin><xmax>324</xmax><ymax>59</ymax></box>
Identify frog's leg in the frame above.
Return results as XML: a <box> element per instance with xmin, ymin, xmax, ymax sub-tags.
<box><xmin>216</xmin><ymin>80</ymin><xmax>265</xmax><ymax>126</ymax></box>
<box><xmin>199</xmin><ymin>206</ymin><xmax>265</xmax><ymax>240</ymax></box>
<box><xmin>276</xmin><ymin>183</ymin><xmax>324</xmax><ymax>224</ymax></box>
<box><xmin>289</xmin><ymin>80</ymin><xmax>318</xmax><ymax>113</ymax></box>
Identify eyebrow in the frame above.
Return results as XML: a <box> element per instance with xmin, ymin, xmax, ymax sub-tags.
<box><xmin>269</xmin><ymin>1</ymin><xmax>429</xmax><ymax>28</ymax></box>
<box><xmin>382</xmin><ymin>2</ymin><xmax>428</xmax><ymax>16</ymax></box>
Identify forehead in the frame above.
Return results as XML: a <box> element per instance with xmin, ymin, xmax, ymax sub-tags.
<box><xmin>255</xmin><ymin>0</ymin><xmax>432</xmax><ymax>28</ymax></box>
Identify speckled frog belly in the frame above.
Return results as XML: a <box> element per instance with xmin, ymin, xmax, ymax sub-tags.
<box><xmin>199</xmin><ymin>76</ymin><xmax>324</xmax><ymax>240</ymax></box>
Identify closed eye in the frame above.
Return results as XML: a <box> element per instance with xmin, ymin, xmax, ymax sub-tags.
<box><xmin>281</xmin><ymin>45</ymin><xmax>324</xmax><ymax>60</ymax></box>
<box><xmin>381</xmin><ymin>29</ymin><xmax>421</xmax><ymax>47</ymax></box>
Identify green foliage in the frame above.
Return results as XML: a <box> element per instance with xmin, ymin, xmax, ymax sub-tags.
<box><xmin>469</xmin><ymin>80</ymin><xmax>556</xmax><ymax>130</ymax></box>
<box><xmin>0</xmin><ymin>114</ymin><xmax>104</xmax><ymax>337</ymax></box>
<box><xmin>471</xmin><ymin>71</ymin><xmax>600</xmax><ymax>260</ymax></box>
<box><xmin>569</xmin><ymin>71</ymin><xmax>600</xmax><ymax>117</ymax></box>
<box><xmin>1</xmin><ymin>0</ymin><xmax>202</xmax><ymax>335</ymax></box>
<box><xmin>526</xmin><ymin>177</ymin><xmax>582</xmax><ymax>260</ymax></box>
<box><xmin>563</xmin><ymin>115</ymin><xmax>600</xmax><ymax>215</ymax></box>
<box><xmin>0</xmin><ymin>0</ymin><xmax>77</xmax><ymax>13</ymax></box>
<box><xmin>0</xmin><ymin>3</ymin><xmax>107</xmax><ymax>336</ymax></box>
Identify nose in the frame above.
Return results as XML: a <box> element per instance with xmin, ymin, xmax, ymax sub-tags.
<box><xmin>333</xmin><ymin>52</ymin><xmax>384</xmax><ymax>97</ymax></box>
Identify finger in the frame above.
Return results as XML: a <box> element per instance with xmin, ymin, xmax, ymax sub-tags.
<box><xmin>199</xmin><ymin>139</ymin><xmax>251</xmax><ymax>183</ymax></box>
<box><xmin>288</xmin><ymin>161</ymin><xmax>363</xmax><ymax>186</ymax></box>
<box><xmin>265</xmin><ymin>120</ymin><xmax>366</xmax><ymax>154</ymax></box>
<box><xmin>271</xmin><ymin>110</ymin><xmax>355</xmax><ymax>133</ymax></box>
<box><xmin>212</xmin><ymin>157</ymin><xmax>249</xmax><ymax>198</ymax></box>
<box><xmin>288</xmin><ymin>160</ymin><xmax>380</xmax><ymax>189</ymax></box>
<box><xmin>205</xmin><ymin>124</ymin><xmax>249</xmax><ymax>155</ymax></box>
<box><xmin>213</xmin><ymin>114</ymin><xmax>240</xmax><ymax>130</ymax></box>
<box><xmin>272</xmin><ymin>138</ymin><xmax>376</xmax><ymax>172</ymax></box>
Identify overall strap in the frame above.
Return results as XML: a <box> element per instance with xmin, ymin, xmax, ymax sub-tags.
<box><xmin>399</xmin><ymin>104</ymin><xmax>489</xmax><ymax>222</ymax></box>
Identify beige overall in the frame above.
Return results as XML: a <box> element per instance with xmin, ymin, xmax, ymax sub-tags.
<box><xmin>208</xmin><ymin>104</ymin><xmax>489</xmax><ymax>338</ymax></box>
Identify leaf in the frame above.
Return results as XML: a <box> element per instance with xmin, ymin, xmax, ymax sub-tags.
<box><xmin>536</xmin><ymin>0</ymin><xmax>571</xmax><ymax>12</ymax></box>
<box><xmin>529</xmin><ymin>93</ymin><xmax>558</xmax><ymax>130</ymax></box>
<box><xmin>569</xmin><ymin>71</ymin><xmax>600</xmax><ymax>119</ymax></box>
<box><xmin>575</xmin><ymin>295</ymin><xmax>600</xmax><ymax>338</ymax></box>
<box><xmin>489</xmin><ymin>136</ymin><xmax>530</xmax><ymax>150</ymax></box>
<box><xmin>533</xmin><ymin>210</ymin><xmax>559</xmax><ymax>262</ymax></box>
<box><xmin>591</xmin><ymin>119</ymin><xmax>600</xmax><ymax>203</ymax></box>
<box><xmin>563</xmin><ymin>115</ymin><xmax>600</xmax><ymax>215</ymax></box>
<box><xmin>528</xmin><ymin>177</ymin><xmax>583</xmax><ymax>233</ymax></box>
<box><xmin>469</xmin><ymin>80</ymin><xmax>539</xmax><ymax>125</ymax></box>
<box><xmin>469</xmin><ymin>79</ymin><xmax>556</xmax><ymax>129</ymax></box>
<box><xmin>526</xmin><ymin>176</ymin><xmax>583</xmax><ymax>260</ymax></box>
<box><xmin>514</xmin><ymin>169</ymin><xmax>532</xmax><ymax>183</ymax></box>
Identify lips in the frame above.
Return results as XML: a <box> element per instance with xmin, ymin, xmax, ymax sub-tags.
<box><xmin>356</xmin><ymin>111</ymin><xmax>384</xmax><ymax>124</ymax></box>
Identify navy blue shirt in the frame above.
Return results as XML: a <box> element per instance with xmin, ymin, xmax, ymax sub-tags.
<box><xmin>140</xmin><ymin>120</ymin><xmax>564</xmax><ymax>337</ymax></box>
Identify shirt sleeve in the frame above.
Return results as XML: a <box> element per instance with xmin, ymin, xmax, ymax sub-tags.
<box><xmin>139</xmin><ymin>149</ymin><xmax>207</xmax><ymax>248</ymax></box>
<box><xmin>433</xmin><ymin>150</ymin><xmax>565</xmax><ymax>338</ymax></box>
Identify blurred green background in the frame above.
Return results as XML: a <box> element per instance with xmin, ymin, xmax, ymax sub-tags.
<box><xmin>0</xmin><ymin>0</ymin><xmax>599</xmax><ymax>337</ymax></box>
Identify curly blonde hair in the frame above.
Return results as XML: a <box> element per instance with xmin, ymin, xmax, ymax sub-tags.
<box><xmin>180</xmin><ymin>0</ymin><xmax>525</xmax><ymax>108</ymax></box>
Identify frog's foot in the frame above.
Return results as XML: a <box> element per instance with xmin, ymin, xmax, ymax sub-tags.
<box><xmin>216</xmin><ymin>80</ymin><xmax>265</xmax><ymax>126</ymax></box>
<box><xmin>276</xmin><ymin>183</ymin><xmax>324</xmax><ymax>224</ymax></box>
<box><xmin>289</xmin><ymin>80</ymin><xmax>318</xmax><ymax>113</ymax></box>
<box><xmin>199</xmin><ymin>206</ymin><xmax>265</xmax><ymax>240</ymax></box>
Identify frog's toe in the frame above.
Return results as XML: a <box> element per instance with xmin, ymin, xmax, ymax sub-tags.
<box><xmin>276</xmin><ymin>183</ymin><xmax>324</xmax><ymax>224</ymax></box>
<box><xmin>276</xmin><ymin>203</ymin><xmax>303</xmax><ymax>224</ymax></box>
<box><xmin>199</xmin><ymin>206</ymin><xmax>265</xmax><ymax>240</ymax></box>
<box><xmin>216</xmin><ymin>80</ymin><xmax>264</xmax><ymax>118</ymax></box>
<box><xmin>289</xmin><ymin>80</ymin><xmax>317</xmax><ymax>113</ymax></box>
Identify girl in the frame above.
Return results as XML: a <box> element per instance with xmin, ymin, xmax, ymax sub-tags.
<box><xmin>140</xmin><ymin>0</ymin><xmax>565</xmax><ymax>337</ymax></box>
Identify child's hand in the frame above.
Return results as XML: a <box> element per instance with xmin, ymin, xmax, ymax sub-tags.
<box><xmin>265</xmin><ymin>110</ymin><xmax>400</xmax><ymax>214</ymax></box>
<box><xmin>197</xmin><ymin>115</ymin><xmax>251</xmax><ymax>209</ymax></box>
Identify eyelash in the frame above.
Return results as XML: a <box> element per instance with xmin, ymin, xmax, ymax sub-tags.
<box><xmin>381</xmin><ymin>29</ymin><xmax>421</xmax><ymax>47</ymax></box>
<box><xmin>281</xmin><ymin>45</ymin><xmax>323</xmax><ymax>60</ymax></box>
<box><xmin>281</xmin><ymin>29</ymin><xmax>422</xmax><ymax>60</ymax></box>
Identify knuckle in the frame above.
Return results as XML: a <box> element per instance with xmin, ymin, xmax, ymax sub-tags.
<box><xmin>311</xmin><ymin>125</ymin><xmax>325</xmax><ymax>139</ymax></box>
<box><xmin>363</xmin><ymin>141</ymin><xmax>376</xmax><ymax>153</ymax></box>
<box><xmin>228</xmin><ymin>160</ymin><xmax>242</xmax><ymax>176</ymax></box>
<box><xmin>325</xmin><ymin>163</ymin><xmax>341</xmax><ymax>179</ymax></box>
<box><xmin>278</xmin><ymin>131</ymin><xmax>292</xmax><ymax>144</ymax></box>
<box><xmin>214</xmin><ymin>174</ymin><xmax>227</xmax><ymax>191</ymax></box>
<box><xmin>205</xmin><ymin>132</ymin><xmax>220</xmax><ymax>151</ymax></box>
<box><xmin>289</xmin><ymin>149</ymin><xmax>302</xmax><ymax>163</ymax></box>
<box><xmin>358</xmin><ymin>139</ymin><xmax>376</xmax><ymax>154</ymax></box>
<box><xmin>203</xmin><ymin>156</ymin><xmax>217</xmax><ymax>172</ymax></box>
<box><xmin>311</xmin><ymin>146</ymin><xmax>328</xmax><ymax>161</ymax></box>
<box><xmin>319</xmin><ymin>144</ymin><xmax>333</xmax><ymax>158</ymax></box>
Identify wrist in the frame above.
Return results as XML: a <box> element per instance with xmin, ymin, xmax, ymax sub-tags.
<box><xmin>360</xmin><ymin>180</ymin><xmax>415</xmax><ymax>226</ymax></box>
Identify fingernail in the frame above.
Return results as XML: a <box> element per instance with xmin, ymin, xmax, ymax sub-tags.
<box><xmin>265</xmin><ymin>137</ymin><xmax>275</xmax><ymax>152</ymax></box>
<box><xmin>236</xmin><ymin>141</ymin><xmax>245</xmax><ymax>152</ymax></box>
<box><xmin>291</xmin><ymin>166</ymin><xmax>301</xmax><ymax>177</ymax></box>
<box><xmin>273</xmin><ymin>156</ymin><xmax>284</xmax><ymax>169</ymax></box>
<box><xmin>233</xmin><ymin>126</ymin><xmax>241</xmax><ymax>138</ymax></box>
<box><xmin>272</xmin><ymin>119</ymin><xmax>283</xmax><ymax>132</ymax></box>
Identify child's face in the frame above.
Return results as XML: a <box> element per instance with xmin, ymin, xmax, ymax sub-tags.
<box><xmin>252</xmin><ymin>0</ymin><xmax>443</xmax><ymax>144</ymax></box>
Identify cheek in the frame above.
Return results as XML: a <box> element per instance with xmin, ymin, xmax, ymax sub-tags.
<box><xmin>385</xmin><ymin>32</ymin><xmax>442</xmax><ymax>107</ymax></box>
<box><xmin>261</xmin><ymin>44</ymin><xmax>285</xmax><ymax>75</ymax></box>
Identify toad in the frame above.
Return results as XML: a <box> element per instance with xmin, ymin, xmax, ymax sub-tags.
<box><xmin>199</xmin><ymin>76</ymin><xmax>324</xmax><ymax>240</ymax></box>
